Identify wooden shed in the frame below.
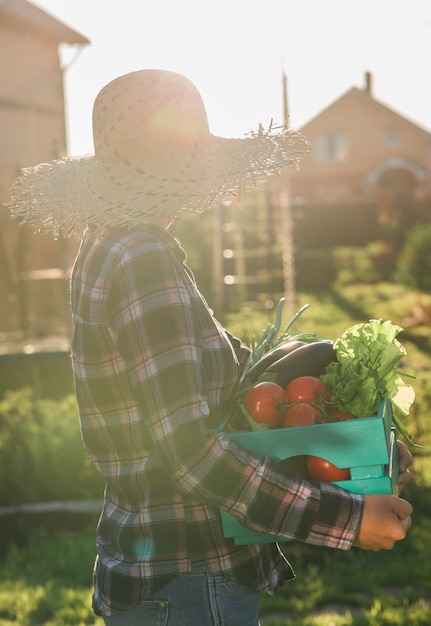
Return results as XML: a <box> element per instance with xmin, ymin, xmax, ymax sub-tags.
<box><xmin>0</xmin><ymin>0</ymin><xmax>89</xmax><ymax>339</ymax></box>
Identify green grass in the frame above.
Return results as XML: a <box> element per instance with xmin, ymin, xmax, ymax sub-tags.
<box><xmin>0</xmin><ymin>526</ymin><xmax>103</xmax><ymax>626</ymax></box>
<box><xmin>1</xmin><ymin>281</ymin><xmax>431</xmax><ymax>625</ymax></box>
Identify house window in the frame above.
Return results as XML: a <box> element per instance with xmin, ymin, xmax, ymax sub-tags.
<box><xmin>314</xmin><ymin>133</ymin><xmax>349</xmax><ymax>162</ymax></box>
<box><xmin>385</xmin><ymin>129</ymin><xmax>400</xmax><ymax>147</ymax></box>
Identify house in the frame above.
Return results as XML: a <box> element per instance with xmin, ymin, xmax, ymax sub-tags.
<box><xmin>0</xmin><ymin>0</ymin><xmax>89</xmax><ymax>338</ymax></box>
<box><xmin>211</xmin><ymin>73</ymin><xmax>431</xmax><ymax>307</ymax></box>
<box><xmin>291</xmin><ymin>72</ymin><xmax>431</xmax><ymax>207</ymax></box>
<box><xmin>288</xmin><ymin>72</ymin><xmax>431</xmax><ymax>249</ymax></box>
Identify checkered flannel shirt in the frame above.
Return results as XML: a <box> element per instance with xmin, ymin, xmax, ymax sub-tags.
<box><xmin>70</xmin><ymin>224</ymin><xmax>364</xmax><ymax>617</ymax></box>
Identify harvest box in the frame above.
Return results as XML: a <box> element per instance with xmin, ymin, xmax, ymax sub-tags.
<box><xmin>220</xmin><ymin>398</ymin><xmax>399</xmax><ymax>545</ymax></box>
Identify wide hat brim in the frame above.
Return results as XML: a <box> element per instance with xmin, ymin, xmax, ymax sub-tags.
<box><xmin>8</xmin><ymin>70</ymin><xmax>309</xmax><ymax>238</ymax></box>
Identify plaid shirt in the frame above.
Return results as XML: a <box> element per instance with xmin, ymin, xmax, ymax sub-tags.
<box><xmin>71</xmin><ymin>224</ymin><xmax>364</xmax><ymax>617</ymax></box>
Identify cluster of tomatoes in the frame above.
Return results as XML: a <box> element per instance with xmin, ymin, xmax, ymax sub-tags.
<box><xmin>242</xmin><ymin>376</ymin><xmax>353</xmax><ymax>482</ymax></box>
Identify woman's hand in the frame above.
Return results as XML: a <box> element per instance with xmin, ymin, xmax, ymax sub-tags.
<box><xmin>397</xmin><ymin>440</ymin><xmax>413</xmax><ymax>485</ymax></box>
<box><xmin>353</xmin><ymin>441</ymin><xmax>414</xmax><ymax>551</ymax></box>
<box><xmin>354</xmin><ymin>494</ymin><xmax>412</xmax><ymax>551</ymax></box>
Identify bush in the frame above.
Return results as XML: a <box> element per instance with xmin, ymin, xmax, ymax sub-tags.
<box><xmin>397</xmin><ymin>224</ymin><xmax>431</xmax><ymax>291</ymax></box>
<box><xmin>0</xmin><ymin>388</ymin><xmax>104</xmax><ymax>505</ymax></box>
<box><xmin>332</xmin><ymin>241</ymin><xmax>396</xmax><ymax>286</ymax></box>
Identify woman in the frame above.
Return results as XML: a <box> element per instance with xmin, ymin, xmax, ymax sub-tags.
<box><xmin>9</xmin><ymin>69</ymin><xmax>413</xmax><ymax>625</ymax></box>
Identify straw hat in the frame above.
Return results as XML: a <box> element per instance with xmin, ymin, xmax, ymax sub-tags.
<box><xmin>8</xmin><ymin>69</ymin><xmax>309</xmax><ymax>238</ymax></box>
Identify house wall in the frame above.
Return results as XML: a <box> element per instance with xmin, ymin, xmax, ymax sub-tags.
<box><xmin>0</xmin><ymin>16</ymin><xmax>78</xmax><ymax>337</ymax></box>
<box><xmin>291</xmin><ymin>88</ymin><xmax>431</xmax><ymax>204</ymax></box>
<box><xmin>0</xmin><ymin>26</ymin><xmax>66</xmax><ymax>191</ymax></box>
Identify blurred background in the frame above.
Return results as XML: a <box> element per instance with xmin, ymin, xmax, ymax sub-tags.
<box><xmin>0</xmin><ymin>3</ymin><xmax>431</xmax><ymax>624</ymax></box>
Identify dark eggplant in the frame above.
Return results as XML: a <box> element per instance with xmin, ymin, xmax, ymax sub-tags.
<box><xmin>266</xmin><ymin>340</ymin><xmax>336</xmax><ymax>387</ymax></box>
<box><xmin>245</xmin><ymin>340</ymin><xmax>307</xmax><ymax>383</ymax></box>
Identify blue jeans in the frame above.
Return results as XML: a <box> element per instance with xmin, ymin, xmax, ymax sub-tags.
<box><xmin>103</xmin><ymin>573</ymin><xmax>261</xmax><ymax>625</ymax></box>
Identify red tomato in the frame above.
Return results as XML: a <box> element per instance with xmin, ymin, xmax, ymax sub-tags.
<box><xmin>282</xmin><ymin>402</ymin><xmax>321</xmax><ymax>428</ymax></box>
<box><xmin>286</xmin><ymin>376</ymin><xmax>328</xmax><ymax>407</ymax></box>
<box><xmin>243</xmin><ymin>382</ymin><xmax>286</xmax><ymax>426</ymax></box>
<box><xmin>329</xmin><ymin>410</ymin><xmax>355</xmax><ymax>422</ymax></box>
<box><xmin>306</xmin><ymin>455</ymin><xmax>350</xmax><ymax>481</ymax></box>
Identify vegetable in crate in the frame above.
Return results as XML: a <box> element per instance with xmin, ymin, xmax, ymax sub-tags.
<box><xmin>219</xmin><ymin>300</ymin><xmax>325</xmax><ymax>432</ymax></box>
<box><xmin>307</xmin><ymin>455</ymin><xmax>350</xmax><ymax>482</ymax></box>
<box><xmin>244</xmin><ymin>340</ymin><xmax>306</xmax><ymax>383</ymax></box>
<box><xmin>265</xmin><ymin>340</ymin><xmax>336</xmax><ymax>387</ymax></box>
<box><xmin>243</xmin><ymin>382</ymin><xmax>286</xmax><ymax>427</ymax></box>
<box><xmin>320</xmin><ymin>319</ymin><xmax>415</xmax><ymax>440</ymax></box>
<box><xmin>237</xmin><ymin>301</ymin><xmax>318</xmax><ymax>387</ymax></box>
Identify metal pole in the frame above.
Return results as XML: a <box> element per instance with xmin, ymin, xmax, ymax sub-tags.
<box><xmin>212</xmin><ymin>205</ymin><xmax>225</xmax><ymax>317</ymax></box>
<box><xmin>279</xmin><ymin>188</ymin><xmax>297</xmax><ymax>317</ymax></box>
<box><xmin>280</xmin><ymin>69</ymin><xmax>297</xmax><ymax>317</ymax></box>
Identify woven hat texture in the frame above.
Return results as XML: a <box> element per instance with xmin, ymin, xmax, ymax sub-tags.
<box><xmin>9</xmin><ymin>69</ymin><xmax>309</xmax><ymax>238</ymax></box>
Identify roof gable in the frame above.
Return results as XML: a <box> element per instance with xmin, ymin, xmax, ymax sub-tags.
<box><xmin>0</xmin><ymin>0</ymin><xmax>90</xmax><ymax>44</ymax></box>
<box><xmin>300</xmin><ymin>82</ymin><xmax>431</xmax><ymax>137</ymax></box>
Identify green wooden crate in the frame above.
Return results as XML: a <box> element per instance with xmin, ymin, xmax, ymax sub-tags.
<box><xmin>220</xmin><ymin>398</ymin><xmax>399</xmax><ymax>545</ymax></box>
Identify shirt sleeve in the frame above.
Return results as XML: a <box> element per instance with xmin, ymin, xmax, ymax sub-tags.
<box><xmin>108</xmin><ymin>237</ymin><xmax>364</xmax><ymax>550</ymax></box>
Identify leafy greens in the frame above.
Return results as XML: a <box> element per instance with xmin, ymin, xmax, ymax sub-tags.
<box><xmin>321</xmin><ymin>319</ymin><xmax>414</xmax><ymax>419</ymax></box>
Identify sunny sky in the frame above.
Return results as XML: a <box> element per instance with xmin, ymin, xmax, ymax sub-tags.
<box><xmin>33</xmin><ymin>0</ymin><xmax>431</xmax><ymax>157</ymax></box>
